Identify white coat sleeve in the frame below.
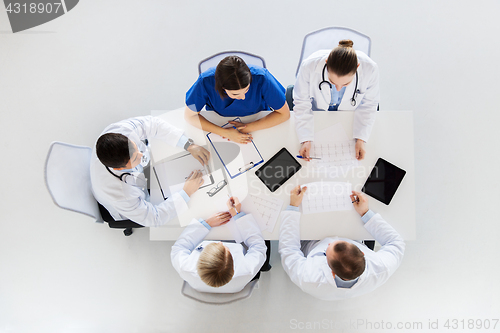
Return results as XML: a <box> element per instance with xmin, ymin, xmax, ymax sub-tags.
<box><xmin>171</xmin><ymin>219</ymin><xmax>210</xmax><ymax>276</ymax></box>
<box><xmin>364</xmin><ymin>213</ymin><xmax>405</xmax><ymax>276</ymax></box>
<box><xmin>234</xmin><ymin>214</ymin><xmax>266</xmax><ymax>275</ymax></box>
<box><xmin>293</xmin><ymin>61</ymin><xmax>316</xmax><ymax>144</ymax></box>
<box><xmin>353</xmin><ymin>63</ymin><xmax>380</xmax><ymax>142</ymax></box>
<box><xmin>278</xmin><ymin>210</ymin><xmax>309</xmax><ymax>287</ymax></box>
<box><xmin>110</xmin><ymin>116</ymin><xmax>185</xmax><ymax>147</ymax></box>
<box><xmin>113</xmin><ymin>186</ymin><xmax>189</xmax><ymax>228</ymax></box>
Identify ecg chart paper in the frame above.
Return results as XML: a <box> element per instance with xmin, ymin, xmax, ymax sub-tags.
<box><xmin>311</xmin><ymin>140</ymin><xmax>359</xmax><ymax>169</ymax></box>
<box><xmin>301</xmin><ymin>182</ymin><xmax>354</xmax><ymax>214</ymax></box>
<box><xmin>241</xmin><ymin>195</ymin><xmax>284</xmax><ymax>232</ymax></box>
<box><xmin>311</xmin><ymin>123</ymin><xmax>359</xmax><ymax>173</ymax></box>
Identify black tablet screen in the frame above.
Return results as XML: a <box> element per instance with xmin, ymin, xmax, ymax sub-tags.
<box><xmin>362</xmin><ymin>158</ymin><xmax>406</xmax><ymax>205</ymax></box>
<box><xmin>255</xmin><ymin>148</ymin><xmax>302</xmax><ymax>192</ymax></box>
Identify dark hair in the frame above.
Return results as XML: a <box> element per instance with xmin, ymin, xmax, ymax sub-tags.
<box><xmin>326</xmin><ymin>39</ymin><xmax>358</xmax><ymax>76</ymax></box>
<box><xmin>96</xmin><ymin>133</ymin><xmax>132</xmax><ymax>168</ymax></box>
<box><xmin>328</xmin><ymin>241</ymin><xmax>366</xmax><ymax>280</ymax></box>
<box><xmin>214</xmin><ymin>56</ymin><xmax>252</xmax><ymax>98</ymax></box>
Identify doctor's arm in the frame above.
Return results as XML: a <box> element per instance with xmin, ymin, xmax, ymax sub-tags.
<box><xmin>278</xmin><ymin>186</ymin><xmax>310</xmax><ymax>286</ymax></box>
<box><xmin>351</xmin><ymin>191</ymin><xmax>405</xmax><ymax>275</ymax></box>
<box><xmin>353</xmin><ymin>63</ymin><xmax>380</xmax><ymax>144</ymax></box>
<box><xmin>234</xmin><ymin>213</ymin><xmax>267</xmax><ymax>276</ymax></box>
<box><xmin>184</xmin><ymin>106</ymin><xmax>253</xmax><ymax>144</ymax></box>
<box><xmin>293</xmin><ymin>62</ymin><xmax>316</xmax><ymax>161</ymax></box>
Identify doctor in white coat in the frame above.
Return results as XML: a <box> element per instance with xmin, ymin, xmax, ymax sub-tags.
<box><xmin>294</xmin><ymin>39</ymin><xmax>380</xmax><ymax>161</ymax></box>
<box><xmin>171</xmin><ymin>197</ymin><xmax>267</xmax><ymax>293</ymax></box>
<box><xmin>279</xmin><ymin>186</ymin><xmax>405</xmax><ymax>300</ymax></box>
<box><xmin>90</xmin><ymin>116</ymin><xmax>209</xmax><ymax>228</ymax></box>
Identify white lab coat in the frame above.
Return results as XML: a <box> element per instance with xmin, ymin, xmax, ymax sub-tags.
<box><xmin>171</xmin><ymin>214</ymin><xmax>266</xmax><ymax>293</ymax></box>
<box><xmin>90</xmin><ymin>116</ymin><xmax>188</xmax><ymax>227</ymax></box>
<box><xmin>279</xmin><ymin>210</ymin><xmax>405</xmax><ymax>300</ymax></box>
<box><xmin>294</xmin><ymin>50</ymin><xmax>380</xmax><ymax>143</ymax></box>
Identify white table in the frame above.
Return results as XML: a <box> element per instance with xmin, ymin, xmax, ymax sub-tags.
<box><xmin>149</xmin><ymin>109</ymin><xmax>415</xmax><ymax>241</ymax></box>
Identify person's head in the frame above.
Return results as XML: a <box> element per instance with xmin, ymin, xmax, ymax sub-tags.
<box><xmin>197</xmin><ymin>242</ymin><xmax>234</xmax><ymax>288</ymax></box>
<box><xmin>214</xmin><ymin>56</ymin><xmax>252</xmax><ymax>100</ymax></box>
<box><xmin>325</xmin><ymin>240</ymin><xmax>366</xmax><ymax>281</ymax></box>
<box><xmin>96</xmin><ymin>133</ymin><xmax>143</xmax><ymax>169</ymax></box>
<box><xmin>326</xmin><ymin>39</ymin><xmax>359</xmax><ymax>91</ymax></box>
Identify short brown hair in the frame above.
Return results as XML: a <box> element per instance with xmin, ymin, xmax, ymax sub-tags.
<box><xmin>197</xmin><ymin>243</ymin><xmax>234</xmax><ymax>288</ymax></box>
<box><xmin>326</xmin><ymin>39</ymin><xmax>358</xmax><ymax>77</ymax></box>
<box><xmin>214</xmin><ymin>56</ymin><xmax>252</xmax><ymax>98</ymax></box>
<box><xmin>328</xmin><ymin>241</ymin><xmax>365</xmax><ymax>280</ymax></box>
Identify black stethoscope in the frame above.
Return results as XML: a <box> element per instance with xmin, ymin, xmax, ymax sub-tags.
<box><xmin>318</xmin><ymin>64</ymin><xmax>359</xmax><ymax>107</ymax></box>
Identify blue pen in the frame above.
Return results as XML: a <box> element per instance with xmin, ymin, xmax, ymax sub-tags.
<box><xmin>296</xmin><ymin>155</ymin><xmax>321</xmax><ymax>160</ymax></box>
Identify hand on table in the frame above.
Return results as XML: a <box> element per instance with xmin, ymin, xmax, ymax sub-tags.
<box><xmin>187</xmin><ymin>144</ymin><xmax>210</xmax><ymax>165</ymax></box>
<box><xmin>355</xmin><ymin>139</ymin><xmax>366</xmax><ymax>160</ymax></box>
<box><xmin>223</xmin><ymin>127</ymin><xmax>253</xmax><ymax>144</ymax></box>
<box><xmin>228</xmin><ymin>121</ymin><xmax>253</xmax><ymax>134</ymax></box>
<box><xmin>183</xmin><ymin>170</ymin><xmax>204</xmax><ymax>197</ymax></box>
<box><xmin>206</xmin><ymin>211</ymin><xmax>232</xmax><ymax>227</ymax></box>
<box><xmin>299</xmin><ymin>141</ymin><xmax>312</xmax><ymax>161</ymax></box>
<box><xmin>226</xmin><ymin>196</ymin><xmax>242</xmax><ymax>217</ymax></box>
<box><xmin>350</xmin><ymin>190</ymin><xmax>369</xmax><ymax>216</ymax></box>
<box><xmin>290</xmin><ymin>185</ymin><xmax>307</xmax><ymax>207</ymax></box>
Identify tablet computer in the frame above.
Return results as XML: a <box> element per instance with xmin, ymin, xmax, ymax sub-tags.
<box><xmin>255</xmin><ymin>148</ymin><xmax>302</xmax><ymax>192</ymax></box>
<box><xmin>362</xmin><ymin>158</ymin><xmax>406</xmax><ymax>205</ymax></box>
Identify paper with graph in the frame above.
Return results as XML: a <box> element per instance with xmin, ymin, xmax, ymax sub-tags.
<box><xmin>301</xmin><ymin>182</ymin><xmax>353</xmax><ymax>214</ymax></box>
<box><xmin>312</xmin><ymin>123</ymin><xmax>359</xmax><ymax>171</ymax></box>
<box><xmin>239</xmin><ymin>194</ymin><xmax>284</xmax><ymax>233</ymax></box>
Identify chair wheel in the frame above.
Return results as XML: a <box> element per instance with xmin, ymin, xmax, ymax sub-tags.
<box><xmin>123</xmin><ymin>228</ymin><xmax>133</xmax><ymax>236</ymax></box>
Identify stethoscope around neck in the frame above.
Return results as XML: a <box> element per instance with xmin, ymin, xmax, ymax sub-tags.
<box><xmin>104</xmin><ymin>139</ymin><xmax>149</xmax><ymax>188</ymax></box>
<box><xmin>319</xmin><ymin>64</ymin><xmax>359</xmax><ymax>107</ymax></box>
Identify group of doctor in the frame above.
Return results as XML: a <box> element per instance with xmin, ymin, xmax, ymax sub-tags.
<box><xmin>90</xmin><ymin>40</ymin><xmax>405</xmax><ymax>300</ymax></box>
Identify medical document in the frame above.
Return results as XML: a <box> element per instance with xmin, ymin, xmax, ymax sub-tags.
<box><xmin>301</xmin><ymin>181</ymin><xmax>353</xmax><ymax>214</ymax></box>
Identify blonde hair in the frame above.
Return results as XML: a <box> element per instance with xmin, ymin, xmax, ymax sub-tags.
<box><xmin>326</xmin><ymin>39</ymin><xmax>358</xmax><ymax>76</ymax></box>
<box><xmin>197</xmin><ymin>243</ymin><xmax>234</xmax><ymax>288</ymax></box>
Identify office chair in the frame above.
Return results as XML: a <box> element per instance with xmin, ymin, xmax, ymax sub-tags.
<box><xmin>44</xmin><ymin>141</ymin><xmax>142</xmax><ymax>236</ymax></box>
<box><xmin>287</xmin><ymin>27</ymin><xmax>372</xmax><ymax>110</ymax></box>
<box><xmin>181</xmin><ymin>279</ymin><xmax>259</xmax><ymax>305</ymax></box>
<box><xmin>198</xmin><ymin>51</ymin><xmax>266</xmax><ymax>74</ymax></box>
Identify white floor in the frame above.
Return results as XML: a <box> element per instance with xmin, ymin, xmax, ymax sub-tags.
<box><xmin>1</xmin><ymin>1</ymin><xmax>500</xmax><ymax>332</ymax></box>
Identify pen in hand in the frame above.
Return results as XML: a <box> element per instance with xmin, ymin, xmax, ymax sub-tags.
<box><xmin>227</xmin><ymin>194</ymin><xmax>239</xmax><ymax>214</ymax></box>
<box><xmin>296</xmin><ymin>155</ymin><xmax>321</xmax><ymax>160</ymax></box>
<box><xmin>352</xmin><ymin>195</ymin><xmax>360</xmax><ymax>204</ymax></box>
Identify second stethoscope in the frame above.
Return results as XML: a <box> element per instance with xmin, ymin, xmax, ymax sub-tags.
<box><xmin>318</xmin><ymin>64</ymin><xmax>359</xmax><ymax>107</ymax></box>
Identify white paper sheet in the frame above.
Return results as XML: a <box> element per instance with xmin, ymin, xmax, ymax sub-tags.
<box><xmin>301</xmin><ymin>182</ymin><xmax>353</xmax><ymax>214</ymax></box>
<box><xmin>153</xmin><ymin>153</ymin><xmax>213</xmax><ymax>199</ymax></box>
<box><xmin>311</xmin><ymin>123</ymin><xmax>358</xmax><ymax>174</ymax></box>
<box><xmin>240</xmin><ymin>195</ymin><xmax>284</xmax><ymax>233</ymax></box>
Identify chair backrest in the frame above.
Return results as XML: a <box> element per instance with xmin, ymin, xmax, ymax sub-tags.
<box><xmin>44</xmin><ymin>141</ymin><xmax>103</xmax><ymax>222</ymax></box>
<box><xmin>296</xmin><ymin>27</ymin><xmax>371</xmax><ymax>76</ymax></box>
<box><xmin>198</xmin><ymin>51</ymin><xmax>266</xmax><ymax>74</ymax></box>
<box><xmin>181</xmin><ymin>280</ymin><xmax>258</xmax><ymax>305</ymax></box>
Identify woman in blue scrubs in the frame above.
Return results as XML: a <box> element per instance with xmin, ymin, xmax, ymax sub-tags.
<box><xmin>184</xmin><ymin>56</ymin><xmax>290</xmax><ymax>144</ymax></box>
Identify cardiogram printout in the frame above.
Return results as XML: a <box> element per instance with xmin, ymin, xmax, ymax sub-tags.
<box><xmin>311</xmin><ymin>123</ymin><xmax>359</xmax><ymax>172</ymax></box>
<box><xmin>301</xmin><ymin>182</ymin><xmax>353</xmax><ymax>214</ymax></box>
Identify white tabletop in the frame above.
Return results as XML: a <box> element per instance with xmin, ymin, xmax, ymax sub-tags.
<box><xmin>149</xmin><ymin>109</ymin><xmax>415</xmax><ymax>241</ymax></box>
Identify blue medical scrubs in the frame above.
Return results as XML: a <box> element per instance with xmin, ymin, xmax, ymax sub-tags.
<box><xmin>185</xmin><ymin>65</ymin><xmax>286</xmax><ymax>117</ymax></box>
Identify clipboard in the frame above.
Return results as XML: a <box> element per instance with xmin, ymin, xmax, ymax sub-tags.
<box><xmin>153</xmin><ymin>152</ymin><xmax>214</xmax><ymax>200</ymax></box>
<box><xmin>206</xmin><ymin>118</ymin><xmax>264</xmax><ymax>179</ymax></box>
